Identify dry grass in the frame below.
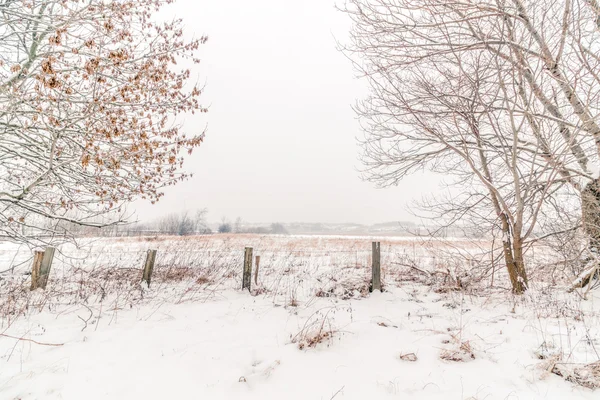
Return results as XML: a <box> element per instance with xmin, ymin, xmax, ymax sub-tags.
<box><xmin>0</xmin><ymin>233</ymin><xmax>589</xmax><ymax>337</ymax></box>
<box><xmin>399</xmin><ymin>352</ymin><xmax>418</xmax><ymax>362</ymax></box>
<box><xmin>251</xmin><ymin>286</ymin><xmax>268</xmax><ymax>296</ymax></box>
<box><xmin>292</xmin><ymin>308</ymin><xmax>337</xmax><ymax>350</ymax></box>
<box><xmin>314</xmin><ymin>277</ymin><xmax>371</xmax><ymax>301</ymax></box>
<box><xmin>296</xmin><ymin>331</ymin><xmax>332</xmax><ymax>350</ymax></box>
<box><xmin>552</xmin><ymin>362</ymin><xmax>600</xmax><ymax>389</ymax></box>
<box><xmin>440</xmin><ymin>341</ymin><xmax>475</xmax><ymax>362</ymax></box>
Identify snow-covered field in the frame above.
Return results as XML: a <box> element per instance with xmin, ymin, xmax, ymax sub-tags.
<box><xmin>0</xmin><ymin>235</ymin><xmax>598</xmax><ymax>399</ymax></box>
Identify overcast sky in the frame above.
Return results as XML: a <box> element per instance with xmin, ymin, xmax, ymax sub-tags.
<box><xmin>131</xmin><ymin>0</ymin><xmax>440</xmax><ymax>225</ymax></box>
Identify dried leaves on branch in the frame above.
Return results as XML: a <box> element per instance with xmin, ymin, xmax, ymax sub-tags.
<box><xmin>0</xmin><ymin>0</ymin><xmax>206</xmax><ymax>244</ymax></box>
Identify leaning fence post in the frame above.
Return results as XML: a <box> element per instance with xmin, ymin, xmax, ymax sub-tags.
<box><xmin>254</xmin><ymin>255</ymin><xmax>261</xmax><ymax>286</ymax></box>
<box><xmin>142</xmin><ymin>249</ymin><xmax>157</xmax><ymax>287</ymax></box>
<box><xmin>30</xmin><ymin>250</ymin><xmax>44</xmax><ymax>290</ymax></box>
<box><xmin>371</xmin><ymin>241</ymin><xmax>381</xmax><ymax>292</ymax></box>
<box><xmin>242</xmin><ymin>247</ymin><xmax>253</xmax><ymax>291</ymax></box>
<box><xmin>39</xmin><ymin>247</ymin><xmax>55</xmax><ymax>289</ymax></box>
<box><xmin>31</xmin><ymin>247</ymin><xmax>55</xmax><ymax>290</ymax></box>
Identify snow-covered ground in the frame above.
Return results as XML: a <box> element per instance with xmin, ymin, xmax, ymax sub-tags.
<box><xmin>0</xmin><ymin>235</ymin><xmax>598</xmax><ymax>399</ymax></box>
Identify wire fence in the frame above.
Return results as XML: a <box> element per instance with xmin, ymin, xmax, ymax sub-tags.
<box><xmin>0</xmin><ymin>235</ymin><xmax>569</xmax><ymax>322</ymax></box>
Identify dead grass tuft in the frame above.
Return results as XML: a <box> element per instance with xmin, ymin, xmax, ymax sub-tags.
<box><xmin>156</xmin><ymin>267</ymin><xmax>195</xmax><ymax>282</ymax></box>
<box><xmin>292</xmin><ymin>308</ymin><xmax>337</xmax><ymax>350</ymax></box>
<box><xmin>440</xmin><ymin>341</ymin><xmax>475</xmax><ymax>362</ymax></box>
<box><xmin>315</xmin><ymin>288</ymin><xmax>334</xmax><ymax>298</ymax></box>
<box><xmin>195</xmin><ymin>275</ymin><xmax>211</xmax><ymax>285</ymax></box>
<box><xmin>314</xmin><ymin>278</ymin><xmax>370</xmax><ymax>301</ymax></box>
<box><xmin>399</xmin><ymin>352</ymin><xmax>418</xmax><ymax>362</ymax></box>
<box><xmin>296</xmin><ymin>331</ymin><xmax>332</xmax><ymax>350</ymax></box>
<box><xmin>552</xmin><ymin>361</ymin><xmax>600</xmax><ymax>390</ymax></box>
<box><xmin>251</xmin><ymin>287</ymin><xmax>268</xmax><ymax>296</ymax></box>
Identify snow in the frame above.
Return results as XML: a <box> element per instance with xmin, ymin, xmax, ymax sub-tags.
<box><xmin>588</xmin><ymin>163</ymin><xmax>600</xmax><ymax>180</ymax></box>
<box><xmin>0</xmin><ymin>235</ymin><xmax>598</xmax><ymax>399</ymax></box>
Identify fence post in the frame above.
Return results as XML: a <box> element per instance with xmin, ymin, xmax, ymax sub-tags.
<box><xmin>39</xmin><ymin>247</ymin><xmax>55</xmax><ymax>289</ymax></box>
<box><xmin>254</xmin><ymin>255</ymin><xmax>261</xmax><ymax>286</ymax></box>
<box><xmin>371</xmin><ymin>241</ymin><xmax>381</xmax><ymax>292</ymax></box>
<box><xmin>142</xmin><ymin>249</ymin><xmax>157</xmax><ymax>287</ymax></box>
<box><xmin>30</xmin><ymin>250</ymin><xmax>44</xmax><ymax>290</ymax></box>
<box><xmin>31</xmin><ymin>247</ymin><xmax>55</xmax><ymax>290</ymax></box>
<box><xmin>243</xmin><ymin>247</ymin><xmax>253</xmax><ymax>291</ymax></box>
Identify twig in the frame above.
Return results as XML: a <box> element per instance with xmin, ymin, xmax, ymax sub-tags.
<box><xmin>330</xmin><ymin>386</ymin><xmax>345</xmax><ymax>400</ymax></box>
<box><xmin>526</xmin><ymin>225</ymin><xmax>581</xmax><ymax>245</ymax></box>
<box><xmin>0</xmin><ymin>333</ymin><xmax>64</xmax><ymax>347</ymax></box>
<box><xmin>78</xmin><ymin>304</ymin><xmax>93</xmax><ymax>332</ymax></box>
<box><xmin>392</xmin><ymin>262</ymin><xmax>431</xmax><ymax>277</ymax></box>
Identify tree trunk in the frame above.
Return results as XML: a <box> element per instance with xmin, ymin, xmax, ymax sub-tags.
<box><xmin>578</xmin><ymin>179</ymin><xmax>600</xmax><ymax>289</ymax></box>
<box><xmin>500</xmin><ymin>216</ymin><xmax>528</xmax><ymax>294</ymax></box>
<box><xmin>502</xmin><ymin>241</ymin><xmax>528</xmax><ymax>294</ymax></box>
<box><xmin>582</xmin><ymin>179</ymin><xmax>600</xmax><ymax>251</ymax></box>
<box><xmin>512</xmin><ymin>236</ymin><xmax>528</xmax><ymax>294</ymax></box>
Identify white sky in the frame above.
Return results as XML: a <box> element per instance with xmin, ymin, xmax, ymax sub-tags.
<box><xmin>131</xmin><ymin>0</ymin><xmax>440</xmax><ymax>225</ymax></box>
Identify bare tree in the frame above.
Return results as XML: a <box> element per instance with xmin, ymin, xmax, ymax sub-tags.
<box><xmin>218</xmin><ymin>216</ymin><xmax>232</xmax><ymax>233</ymax></box>
<box><xmin>339</xmin><ymin>0</ymin><xmax>595</xmax><ymax>292</ymax></box>
<box><xmin>270</xmin><ymin>222</ymin><xmax>288</xmax><ymax>234</ymax></box>
<box><xmin>155</xmin><ymin>208</ymin><xmax>209</xmax><ymax>235</ymax></box>
<box><xmin>234</xmin><ymin>216</ymin><xmax>243</xmax><ymax>233</ymax></box>
<box><xmin>193</xmin><ymin>209</ymin><xmax>210</xmax><ymax>234</ymax></box>
<box><xmin>0</xmin><ymin>0</ymin><xmax>206</xmax><ymax>245</ymax></box>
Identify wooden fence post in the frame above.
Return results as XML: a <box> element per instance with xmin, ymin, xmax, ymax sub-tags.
<box><xmin>371</xmin><ymin>241</ymin><xmax>381</xmax><ymax>292</ymax></box>
<box><xmin>243</xmin><ymin>247</ymin><xmax>253</xmax><ymax>291</ymax></box>
<box><xmin>31</xmin><ymin>247</ymin><xmax>56</xmax><ymax>290</ymax></box>
<box><xmin>254</xmin><ymin>255</ymin><xmax>261</xmax><ymax>286</ymax></box>
<box><xmin>39</xmin><ymin>247</ymin><xmax>55</xmax><ymax>289</ymax></box>
<box><xmin>30</xmin><ymin>251</ymin><xmax>44</xmax><ymax>290</ymax></box>
<box><xmin>142</xmin><ymin>249</ymin><xmax>157</xmax><ymax>287</ymax></box>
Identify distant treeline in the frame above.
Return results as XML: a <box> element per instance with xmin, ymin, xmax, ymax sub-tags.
<box><xmin>44</xmin><ymin>210</ymin><xmax>290</xmax><ymax>238</ymax></box>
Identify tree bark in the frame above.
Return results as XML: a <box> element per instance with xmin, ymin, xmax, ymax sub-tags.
<box><xmin>512</xmin><ymin>236</ymin><xmax>528</xmax><ymax>294</ymax></box>
<box><xmin>578</xmin><ymin>179</ymin><xmax>600</xmax><ymax>289</ymax></box>
<box><xmin>500</xmin><ymin>215</ymin><xmax>528</xmax><ymax>294</ymax></box>
<box><xmin>582</xmin><ymin>179</ymin><xmax>600</xmax><ymax>251</ymax></box>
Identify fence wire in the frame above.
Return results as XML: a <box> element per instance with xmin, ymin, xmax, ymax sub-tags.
<box><xmin>0</xmin><ymin>236</ymin><xmax>565</xmax><ymax>322</ymax></box>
